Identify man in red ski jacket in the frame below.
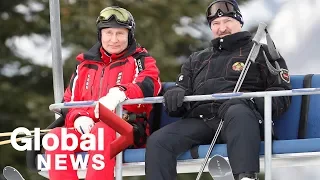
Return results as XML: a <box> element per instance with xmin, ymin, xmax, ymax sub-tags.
<box><xmin>46</xmin><ymin>6</ymin><xmax>161</xmax><ymax>180</ymax></box>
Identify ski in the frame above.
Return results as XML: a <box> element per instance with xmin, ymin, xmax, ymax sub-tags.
<box><xmin>208</xmin><ymin>155</ymin><xmax>234</xmax><ymax>180</ymax></box>
<box><xmin>3</xmin><ymin>166</ymin><xmax>25</xmax><ymax>180</ymax></box>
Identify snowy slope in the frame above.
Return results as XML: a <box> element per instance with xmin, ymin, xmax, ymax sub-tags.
<box><xmin>267</xmin><ymin>0</ymin><xmax>320</xmax><ymax>74</ymax></box>
<box><xmin>241</xmin><ymin>0</ymin><xmax>320</xmax><ymax>74</ymax></box>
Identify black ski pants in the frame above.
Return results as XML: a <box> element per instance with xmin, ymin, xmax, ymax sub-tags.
<box><xmin>145</xmin><ymin>103</ymin><xmax>262</xmax><ymax>180</ymax></box>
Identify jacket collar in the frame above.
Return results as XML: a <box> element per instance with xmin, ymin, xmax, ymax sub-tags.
<box><xmin>211</xmin><ymin>31</ymin><xmax>252</xmax><ymax>52</ymax></box>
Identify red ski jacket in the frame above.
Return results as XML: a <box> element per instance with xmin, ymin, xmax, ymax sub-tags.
<box><xmin>63</xmin><ymin>41</ymin><xmax>161</xmax><ymax>132</ymax></box>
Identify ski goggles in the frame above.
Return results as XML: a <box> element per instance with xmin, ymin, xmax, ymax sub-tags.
<box><xmin>206</xmin><ymin>1</ymin><xmax>239</xmax><ymax>19</ymax></box>
<box><xmin>96</xmin><ymin>7</ymin><xmax>130</xmax><ymax>25</ymax></box>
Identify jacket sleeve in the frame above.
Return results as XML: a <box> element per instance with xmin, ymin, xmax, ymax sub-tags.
<box><xmin>256</xmin><ymin>49</ymin><xmax>292</xmax><ymax>118</ymax></box>
<box><xmin>63</xmin><ymin>64</ymin><xmax>96</xmax><ymax>128</ymax></box>
<box><xmin>165</xmin><ymin>54</ymin><xmax>194</xmax><ymax>117</ymax></box>
<box><xmin>118</xmin><ymin>55</ymin><xmax>162</xmax><ymax>112</ymax></box>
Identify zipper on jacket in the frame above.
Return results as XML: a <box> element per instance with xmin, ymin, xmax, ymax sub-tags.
<box><xmin>98</xmin><ymin>58</ymin><xmax>127</xmax><ymax>98</ymax></box>
<box><xmin>98</xmin><ymin>65</ymin><xmax>106</xmax><ymax>98</ymax></box>
<box><xmin>104</xmin><ymin>58</ymin><xmax>127</xmax><ymax>94</ymax></box>
<box><xmin>105</xmin><ymin>56</ymin><xmax>114</xmax><ymax>93</ymax></box>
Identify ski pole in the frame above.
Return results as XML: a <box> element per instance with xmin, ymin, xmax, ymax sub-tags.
<box><xmin>195</xmin><ymin>120</ymin><xmax>223</xmax><ymax>180</ymax></box>
<box><xmin>234</xmin><ymin>22</ymin><xmax>267</xmax><ymax>92</ymax></box>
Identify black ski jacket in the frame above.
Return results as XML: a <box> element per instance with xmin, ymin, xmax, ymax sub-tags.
<box><xmin>168</xmin><ymin>31</ymin><xmax>292</xmax><ymax>119</ymax></box>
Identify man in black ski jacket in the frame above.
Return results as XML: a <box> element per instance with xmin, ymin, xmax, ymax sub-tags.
<box><xmin>145</xmin><ymin>0</ymin><xmax>292</xmax><ymax>180</ymax></box>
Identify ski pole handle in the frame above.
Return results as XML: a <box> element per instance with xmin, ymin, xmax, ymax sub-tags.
<box><xmin>252</xmin><ymin>22</ymin><xmax>267</xmax><ymax>43</ymax></box>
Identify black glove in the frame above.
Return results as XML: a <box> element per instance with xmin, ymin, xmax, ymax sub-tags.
<box><xmin>130</xmin><ymin>121</ymin><xmax>147</xmax><ymax>147</ymax></box>
<box><xmin>163</xmin><ymin>86</ymin><xmax>186</xmax><ymax>113</ymax></box>
<box><xmin>217</xmin><ymin>98</ymin><xmax>252</xmax><ymax>119</ymax></box>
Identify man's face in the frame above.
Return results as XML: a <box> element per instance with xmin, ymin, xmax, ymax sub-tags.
<box><xmin>101</xmin><ymin>28</ymin><xmax>129</xmax><ymax>54</ymax></box>
<box><xmin>210</xmin><ymin>16</ymin><xmax>242</xmax><ymax>39</ymax></box>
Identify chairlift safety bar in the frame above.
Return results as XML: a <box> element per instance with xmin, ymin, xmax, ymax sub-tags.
<box><xmin>48</xmin><ymin>88</ymin><xmax>320</xmax><ymax>180</ymax></box>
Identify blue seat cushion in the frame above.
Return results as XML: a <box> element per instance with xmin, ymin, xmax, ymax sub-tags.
<box><xmin>273</xmin><ymin>75</ymin><xmax>304</xmax><ymax>140</ymax></box>
<box><xmin>305</xmin><ymin>74</ymin><xmax>320</xmax><ymax>138</ymax></box>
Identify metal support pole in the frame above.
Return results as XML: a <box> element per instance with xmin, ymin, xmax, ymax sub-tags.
<box><xmin>115</xmin><ymin>105</ymin><xmax>123</xmax><ymax>180</ymax></box>
<box><xmin>264</xmin><ymin>95</ymin><xmax>272</xmax><ymax>180</ymax></box>
<box><xmin>49</xmin><ymin>0</ymin><xmax>64</xmax><ymax>108</ymax></box>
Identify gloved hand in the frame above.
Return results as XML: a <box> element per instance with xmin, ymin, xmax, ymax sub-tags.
<box><xmin>163</xmin><ymin>86</ymin><xmax>186</xmax><ymax>112</ymax></box>
<box><xmin>217</xmin><ymin>98</ymin><xmax>251</xmax><ymax>119</ymax></box>
<box><xmin>74</xmin><ymin>116</ymin><xmax>95</xmax><ymax>134</ymax></box>
<box><xmin>94</xmin><ymin>87</ymin><xmax>127</xmax><ymax>118</ymax></box>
